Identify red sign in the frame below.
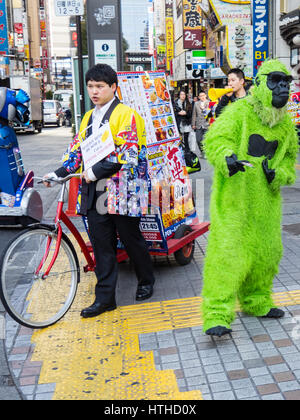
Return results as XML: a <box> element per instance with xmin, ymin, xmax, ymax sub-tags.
<box><xmin>183</xmin><ymin>0</ymin><xmax>203</xmax><ymax>49</ymax></box>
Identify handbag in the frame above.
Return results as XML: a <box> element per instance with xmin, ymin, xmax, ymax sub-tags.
<box><xmin>184</xmin><ymin>149</ymin><xmax>201</xmax><ymax>174</ymax></box>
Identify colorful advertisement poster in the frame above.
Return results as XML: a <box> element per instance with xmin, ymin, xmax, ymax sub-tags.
<box><xmin>117</xmin><ymin>71</ymin><xmax>179</xmax><ymax>146</ymax></box>
<box><xmin>0</xmin><ymin>2</ymin><xmax>9</xmax><ymax>56</ymax></box>
<box><xmin>117</xmin><ymin>71</ymin><xmax>198</xmax><ymax>251</ymax></box>
<box><xmin>148</xmin><ymin>141</ymin><xmax>196</xmax><ymax>239</ymax></box>
<box><xmin>287</xmin><ymin>92</ymin><xmax>300</xmax><ymax>127</ymax></box>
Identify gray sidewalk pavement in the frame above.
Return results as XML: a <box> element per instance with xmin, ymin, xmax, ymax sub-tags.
<box><xmin>0</xmin><ymin>127</ymin><xmax>299</xmax><ymax>400</ymax></box>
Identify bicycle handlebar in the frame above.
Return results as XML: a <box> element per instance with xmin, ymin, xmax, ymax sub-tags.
<box><xmin>34</xmin><ymin>173</ymin><xmax>81</xmax><ymax>185</ymax></box>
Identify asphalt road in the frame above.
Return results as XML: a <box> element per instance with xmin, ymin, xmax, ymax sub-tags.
<box><xmin>0</xmin><ymin>125</ymin><xmax>73</xmax><ymax>297</ymax></box>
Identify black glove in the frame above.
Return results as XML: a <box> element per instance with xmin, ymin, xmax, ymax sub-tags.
<box><xmin>226</xmin><ymin>154</ymin><xmax>246</xmax><ymax>177</ymax></box>
<box><xmin>262</xmin><ymin>158</ymin><xmax>275</xmax><ymax>184</ymax></box>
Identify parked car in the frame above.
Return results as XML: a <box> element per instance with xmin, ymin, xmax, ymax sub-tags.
<box><xmin>43</xmin><ymin>100</ymin><xmax>65</xmax><ymax>127</ymax></box>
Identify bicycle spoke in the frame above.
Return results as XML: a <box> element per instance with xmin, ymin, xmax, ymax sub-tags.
<box><xmin>0</xmin><ymin>228</ymin><xmax>79</xmax><ymax>328</ymax></box>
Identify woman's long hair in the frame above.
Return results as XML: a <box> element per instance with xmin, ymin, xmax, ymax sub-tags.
<box><xmin>178</xmin><ymin>91</ymin><xmax>192</xmax><ymax>113</ymax></box>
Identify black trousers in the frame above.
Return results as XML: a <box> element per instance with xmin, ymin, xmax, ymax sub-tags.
<box><xmin>195</xmin><ymin>127</ymin><xmax>207</xmax><ymax>152</ymax></box>
<box><xmin>87</xmin><ymin>209</ymin><xmax>155</xmax><ymax>305</ymax></box>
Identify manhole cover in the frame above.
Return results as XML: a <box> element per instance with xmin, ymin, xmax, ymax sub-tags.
<box><xmin>283</xmin><ymin>223</ymin><xmax>300</xmax><ymax>236</ymax></box>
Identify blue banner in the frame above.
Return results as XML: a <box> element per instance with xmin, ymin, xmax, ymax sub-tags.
<box><xmin>0</xmin><ymin>0</ymin><xmax>9</xmax><ymax>56</ymax></box>
<box><xmin>253</xmin><ymin>0</ymin><xmax>269</xmax><ymax>78</ymax></box>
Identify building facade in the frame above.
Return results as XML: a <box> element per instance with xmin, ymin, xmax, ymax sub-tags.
<box><xmin>152</xmin><ymin>0</ymin><xmax>299</xmax><ymax>98</ymax></box>
<box><xmin>122</xmin><ymin>0</ymin><xmax>153</xmax><ymax>71</ymax></box>
<box><xmin>47</xmin><ymin>0</ymin><xmax>76</xmax><ymax>89</ymax></box>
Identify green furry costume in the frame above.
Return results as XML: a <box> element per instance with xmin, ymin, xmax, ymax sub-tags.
<box><xmin>202</xmin><ymin>60</ymin><xmax>298</xmax><ymax>335</ymax></box>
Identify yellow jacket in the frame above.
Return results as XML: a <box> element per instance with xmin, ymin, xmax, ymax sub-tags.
<box><xmin>62</xmin><ymin>102</ymin><xmax>149</xmax><ymax>216</ymax></box>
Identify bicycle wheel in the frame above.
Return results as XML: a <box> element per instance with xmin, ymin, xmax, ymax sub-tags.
<box><xmin>0</xmin><ymin>225</ymin><xmax>80</xmax><ymax>329</ymax></box>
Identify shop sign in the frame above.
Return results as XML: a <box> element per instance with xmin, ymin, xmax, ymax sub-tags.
<box><xmin>182</xmin><ymin>0</ymin><xmax>203</xmax><ymax>49</ymax></box>
<box><xmin>279</xmin><ymin>10</ymin><xmax>300</xmax><ymax>30</ymax></box>
<box><xmin>209</xmin><ymin>0</ymin><xmax>252</xmax><ymax>78</ymax></box>
<box><xmin>228</xmin><ymin>23</ymin><xmax>252</xmax><ymax>77</ymax></box>
<box><xmin>165</xmin><ymin>0</ymin><xmax>174</xmax><ymax>72</ymax></box>
<box><xmin>0</xmin><ymin>2</ymin><xmax>9</xmax><ymax>56</ymax></box>
<box><xmin>253</xmin><ymin>0</ymin><xmax>269</xmax><ymax>77</ymax></box>
<box><xmin>126</xmin><ymin>53</ymin><xmax>152</xmax><ymax>64</ymax></box>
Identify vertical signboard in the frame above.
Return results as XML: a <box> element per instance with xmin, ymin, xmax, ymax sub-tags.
<box><xmin>253</xmin><ymin>0</ymin><xmax>269</xmax><ymax>77</ymax></box>
<box><xmin>165</xmin><ymin>0</ymin><xmax>174</xmax><ymax>72</ymax></box>
<box><xmin>86</xmin><ymin>0</ymin><xmax>122</xmax><ymax>70</ymax></box>
<box><xmin>0</xmin><ymin>0</ymin><xmax>9</xmax><ymax>79</ymax></box>
<box><xmin>182</xmin><ymin>0</ymin><xmax>203</xmax><ymax>49</ymax></box>
<box><xmin>0</xmin><ymin>1</ymin><xmax>9</xmax><ymax>56</ymax></box>
<box><xmin>209</xmin><ymin>0</ymin><xmax>253</xmax><ymax>78</ymax></box>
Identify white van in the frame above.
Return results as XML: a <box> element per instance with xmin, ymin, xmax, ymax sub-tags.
<box><xmin>43</xmin><ymin>100</ymin><xmax>65</xmax><ymax>127</ymax></box>
<box><xmin>53</xmin><ymin>90</ymin><xmax>73</xmax><ymax>111</ymax></box>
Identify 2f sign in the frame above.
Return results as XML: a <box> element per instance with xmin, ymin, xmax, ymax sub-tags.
<box><xmin>184</xmin><ymin>30</ymin><xmax>202</xmax><ymax>49</ymax></box>
<box><xmin>55</xmin><ymin>0</ymin><xmax>84</xmax><ymax>16</ymax></box>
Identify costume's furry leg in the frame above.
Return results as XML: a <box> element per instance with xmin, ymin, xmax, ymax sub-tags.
<box><xmin>238</xmin><ymin>265</ymin><xmax>277</xmax><ymax>317</ymax></box>
<box><xmin>201</xmin><ymin>234</ymin><xmax>249</xmax><ymax>333</ymax></box>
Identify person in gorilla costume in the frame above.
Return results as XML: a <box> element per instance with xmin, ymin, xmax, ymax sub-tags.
<box><xmin>202</xmin><ymin>59</ymin><xmax>298</xmax><ymax>337</ymax></box>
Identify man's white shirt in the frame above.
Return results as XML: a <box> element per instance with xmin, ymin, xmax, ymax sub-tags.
<box><xmin>88</xmin><ymin>97</ymin><xmax>116</xmax><ymax>181</ymax></box>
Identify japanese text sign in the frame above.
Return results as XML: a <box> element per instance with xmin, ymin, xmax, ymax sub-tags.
<box><xmin>55</xmin><ymin>0</ymin><xmax>84</xmax><ymax>16</ymax></box>
<box><xmin>165</xmin><ymin>0</ymin><xmax>174</xmax><ymax>72</ymax></box>
<box><xmin>183</xmin><ymin>0</ymin><xmax>203</xmax><ymax>49</ymax></box>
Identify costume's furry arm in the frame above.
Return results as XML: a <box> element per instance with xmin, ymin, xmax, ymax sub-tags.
<box><xmin>270</xmin><ymin>117</ymin><xmax>298</xmax><ymax>192</ymax></box>
<box><xmin>204</xmin><ymin>102</ymin><xmax>241</xmax><ymax>177</ymax></box>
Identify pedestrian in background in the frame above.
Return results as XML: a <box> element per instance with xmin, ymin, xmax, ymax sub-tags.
<box><xmin>174</xmin><ymin>90</ymin><xmax>193</xmax><ymax>151</ymax></box>
<box><xmin>192</xmin><ymin>91</ymin><xmax>210</xmax><ymax>157</ymax></box>
<box><xmin>215</xmin><ymin>68</ymin><xmax>247</xmax><ymax>118</ymax></box>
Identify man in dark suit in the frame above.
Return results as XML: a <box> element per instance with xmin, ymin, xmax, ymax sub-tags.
<box><xmin>44</xmin><ymin>64</ymin><xmax>155</xmax><ymax>318</ymax></box>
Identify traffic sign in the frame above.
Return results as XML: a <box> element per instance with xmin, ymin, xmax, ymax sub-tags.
<box><xmin>55</xmin><ymin>0</ymin><xmax>84</xmax><ymax>16</ymax></box>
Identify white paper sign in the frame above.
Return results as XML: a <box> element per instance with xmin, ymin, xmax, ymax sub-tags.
<box><xmin>81</xmin><ymin>123</ymin><xmax>115</xmax><ymax>170</ymax></box>
<box><xmin>54</xmin><ymin>0</ymin><xmax>84</xmax><ymax>16</ymax></box>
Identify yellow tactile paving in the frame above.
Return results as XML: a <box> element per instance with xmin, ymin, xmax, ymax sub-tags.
<box><xmin>30</xmin><ymin>275</ymin><xmax>202</xmax><ymax>400</ymax></box>
<box><xmin>296</xmin><ymin>164</ymin><xmax>300</xmax><ymax>170</ymax></box>
<box><xmin>29</xmin><ymin>268</ymin><xmax>300</xmax><ymax>401</ymax></box>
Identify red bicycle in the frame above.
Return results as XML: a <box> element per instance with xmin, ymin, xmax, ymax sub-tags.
<box><xmin>0</xmin><ymin>174</ymin><xmax>95</xmax><ymax>329</ymax></box>
<box><xmin>0</xmin><ymin>173</ymin><xmax>209</xmax><ymax>329</ymax></box>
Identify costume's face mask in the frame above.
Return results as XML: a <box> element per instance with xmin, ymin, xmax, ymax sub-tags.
<box><xmin>262</xmin><ymin>71</ymin><xmax>293</xmax><ymax>109</ymax></box>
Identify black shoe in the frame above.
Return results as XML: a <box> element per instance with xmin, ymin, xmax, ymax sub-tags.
<box><xmin>205</xmin><ymin>326</ymin><xmax>232</xmax><ymax>337</ymax></box>
<box><xmin>136</xmin><ymin>285</ymin><xmax>154</xmax><ymax>301</ymax></box>
<box><xmin>262</xmin><ymin>308</ymin><xmax>285</xmax><ymax>319</ymax></box>
<box><xmin>80</xmin><ymin>301</ymin><xmax>117</xmax><ymax>318</ymax></box>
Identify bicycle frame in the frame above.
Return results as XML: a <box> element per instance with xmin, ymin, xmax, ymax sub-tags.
<box><xmin>36</xmin><ymin>175</ymin><xmax>95</xmax><ymax>279</ymax></box>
